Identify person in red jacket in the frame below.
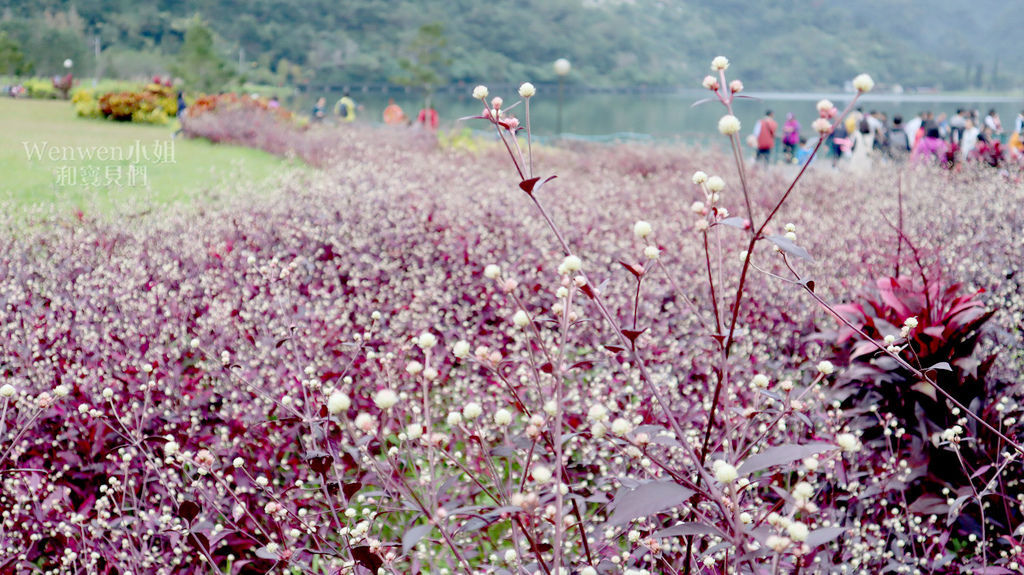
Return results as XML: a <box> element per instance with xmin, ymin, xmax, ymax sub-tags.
<box><xmin>756</xmin><ymin>110</ymin><xmax>778</xmax><ymax>164</ymax></box>
<box><xmin>417</xmin><ymin>105</ymin><xmax>439</xmax><ymax>130</ymax></box>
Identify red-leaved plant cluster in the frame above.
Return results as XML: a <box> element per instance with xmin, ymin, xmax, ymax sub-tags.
<box><xmin>0</xmin><ymin>57</ymin><xmax>1022</xmax><ymax>574</ymax></box>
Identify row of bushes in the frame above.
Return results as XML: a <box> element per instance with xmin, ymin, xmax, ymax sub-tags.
<box><xmin>73</xmin><ymin>82</ymin><xmax>178</xmax><ymax>125</ymax></box>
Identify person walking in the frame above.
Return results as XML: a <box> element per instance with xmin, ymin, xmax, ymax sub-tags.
<box><xmin>755</xmin><ymin>110</ymin><xmax>778</xmax><ymax>165</ymax></box>
<box><xmin>334</xmin><ymin>91</ymin><xmax>356</xmax><ymax>123</ymax></box>
<box><xmin>984</xmin><ymin>109</ymin><xmax>1003</xmax><ymax>141</ymax></box>
<box><xmin>416</xmin><ymin>105</ymin><xmax>439</xmax><ymax>130</ymax></box>
<box><xmin>782</xmin><ymin>112</ymin><xmax>800</xmax><ymax>163</ymax></box>
<box><xmin>383</xmin><ymin>98</ymin><xmax>406</xmax><ymax>125</ymax></box>
<box><xmin>311</xmin><ymin>97</ymin><xmax>327</xmax><ymax>123</ymax></box>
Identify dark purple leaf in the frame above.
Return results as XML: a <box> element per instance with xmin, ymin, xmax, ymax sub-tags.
<box><xmin>622</xmin><ymin>328</ymin><xmax>647</xmax><ymax>344</ymax></box>
<box><xmin>578</xmin><ymin>282</ymin><xmax>597</xmax><ymax>300</ymax></box>
<box><xmin>619</xmin><ymin>261</ymin><xmax>645</xmax><ymax>279</ymax></box>
<box><xmin>351</xmin><ymin>546</ymin><xmax>384</xmax><ymax>572</ymax></box>
<box><xmin>737</xmin><ymin>442</ymin><xmax>835</xmax><ymax>476</ymax></box>
<box><xmin>603</xmin><ymin>345</ymin><xmax>626</xmax><ymax>354</ymax></box>
<box><xmin>606</xmin><ymin>480</ymin><xmax>695</xmax><ymax>526</ymax></box>
<box><xmin>307</xmin><ymin>453</ymin><xmax>334</xmax><ymax>475</ymax></box>
<box><xmin>178</xmin><ymin>500</ymin><xmax>200</xmax><ymax>524</ymax></box>
<box><xmin>186</xmin><ymin>532</ymin><xmax>209</xmax><ymax>553</ymax></box>
<box><xmin>343</xmin><ymin>482</ymin><xmax>363</xmax><ymax>500</ymax></box>
<box><xmin>519</xmin><ymin>175</ymin><xmax>556</xmax><ymax>196</ymax></box>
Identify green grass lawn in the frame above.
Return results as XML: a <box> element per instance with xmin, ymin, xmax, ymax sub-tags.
<box><xmin>0</xmin><ymin>98</ymin><xmax>296</xmax><ymax>212</ymax></box>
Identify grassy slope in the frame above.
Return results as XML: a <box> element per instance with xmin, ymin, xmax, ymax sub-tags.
<box><xmin>0</xmin><ymin>98</ymin><xmax>294</xmax><ymax>212</ymax></box>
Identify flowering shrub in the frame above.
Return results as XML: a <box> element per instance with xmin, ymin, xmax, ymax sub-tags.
<box><xmin>181</xmin><ymin>95</ymin><xmax>436</xmax><ymax>167</ymax></box>
<box><xmin>89</xmin><ymin>83</ymin><xmax>178</xmax><ymax>125</ymax></box>
<box><xmin>0</xmin><ymin>58</ymin><xmax>1022</xmax><ymax>574</ymax></box>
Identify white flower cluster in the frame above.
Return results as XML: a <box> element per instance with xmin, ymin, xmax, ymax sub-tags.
<box><xmin>712</xmin><ymin>460</ymin><xmax>739</xmax><ymax>484</ymax></box>
<box><xmin>852</xmin><ymin>73</ymin><xmax>874</xmax><ymax>93</ymax></box>
<box><xmin>718</xmin><ymin>114</ymin><xmax>741</xmax><ymax>135</ymax></box>
<box><xmin>557</xmin><ymin>255</ymin><xmax>582</xmax><ymax>275</ymax></box>
<box><xmin>327</xmin><ymin>391</ymin><xmax>351</xmax><ymax>414</ymax></box>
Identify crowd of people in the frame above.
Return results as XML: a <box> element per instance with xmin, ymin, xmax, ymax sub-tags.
<box><xmin>753</xmin><ymin>107</ymin><xmax>1024</xmax><ymax>171</ymax></box>
<box><xmin>310</xmin><ymin>91</ymin><xmax>440</xmax><ymax>130</ymax></box>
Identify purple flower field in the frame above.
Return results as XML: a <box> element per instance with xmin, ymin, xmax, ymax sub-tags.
<box><xmin>1</xmin><ymin>84</ymin><xmax>1023</xmax><ymax>574</ymax></box>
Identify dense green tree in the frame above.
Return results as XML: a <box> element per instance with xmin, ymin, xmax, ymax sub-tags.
<box><xmin>0</xmin><ymin>31</ymin><xmax>30</xmax><ymax>76</ymax></box>
<box><xmin>393</xmin><ymin>23</ymin><xmax>450</xmax><ymax>106</ymax></box>
<box><xmin>171</xmin><ymin>17</ymin><xmax>234</xmax><ymax>92</ymax></box>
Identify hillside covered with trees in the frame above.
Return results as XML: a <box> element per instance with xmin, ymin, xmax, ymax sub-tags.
<box><xmin>2</xmin><ymin>0</ymin><xmax>1021</xmax><ymax>92</ymax></box>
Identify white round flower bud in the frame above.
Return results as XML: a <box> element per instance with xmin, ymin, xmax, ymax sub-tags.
<box><xmin>494</xmin><ymin>408</ymin><xmax>513</xmax><ymax>426</ymax></box>
<box><xmin>836</xmin><ymin>433</ymin><xmax>860</xmax><ymax>452</ymax></box>
<box><xmin>611</xmin><ymin>418</ymin><xmax>632</xmax><ymax>436</ymax></box>
<box><xmin>711</xmin><ymin>56</ymin><xmax>730</xmax><ymax>71</ymax></box>
<box><xmin>812</xmin><ymin>118</ymin><xmax>832</xmax><ymax>134</ymax></box>
<box><xmin>532</xmin><ymin>464</ymin><xmax>552</xmax><ymax>483</ymax></box>
<box><xmin>417</xmin><ymin>331</ymin><xmax>437</xmax><ymax>349</ymax></box>
<box><xmin>718</xmin><ymin>115</ymin><xmax>741</xmax><ymax>135</ymax></box>
<box><xmin>644</xmin><ymin>245</ymin><xmax>660</xmax><ymax>260</ymax></box>
<box><xmin>558</xmin><ymin>254</ymin><xmax>582</xmax><ymax>275</ymax></box>
<box><xmin>706</xmin><ymin>176</ymin><xmax>725</xmax><ymax>193</ymax></box>
<box><xmin>852</xmin><ymin>73</ymin><xmax>874</xmax><ymax>93</ymax></box>
<box><xmin>473</xmin><ymin>85</ymin><xmax>489</xmax><ymax>100</ymax></box>
<box><xmin>0</xmin><ymin>384</ymin><xmax>15</xmax><ymax>398</ymax></box>
<box><xmin>817</xmin><ymin>360</ymin><xmax>835</xmax><ymax>375</ymax></box>
<box><xmin>446</xmin><ymin>412</ymin><xmax>463</xmax><ymax>426</ymax></box>
<box><xmin>518</xmin><ymin>82</ymin><xmax>536</xmax><ymax>98</ymax></box>
<box><xmin>587</xmin><ymin>404</ymin><xmax>609</xmax><ymax>422</ymax></box>
<box><xmin>713</xmin><ymin>461</ymin><xmax>739</xmax><ymax>484</ymax></box>
<box><xmin>405</xmin><ymin>423</ymin><xmax>423</xmax><ymax>440</ymax></box>
<box><xmin>233</xmin><ymin>457</ymin><xmax>244</xmax><ymax>468</ymax></box>
<box><xmin>786</xmin><ymin>521</ymin><xmax>809</xmax><ymax>542</ymax></box>
<box><xmin>373</xmin><ymin>389</ymin><xmax>399</xmax><ymax>410</ymax></box>
<box><xmin>462</xmin><ymin>402</ymin><xmax>483</xmax><ymax>420</ymax></box>
<box><xmin>702</xmin><ymin>75</ymin><xmax>719</xmax><ymax>90</ymax></box>
<box><xmin>452</xmin><ymin>340</ymin><xmax>471</xmax><ymax>358</ymax></box>
<box><xmin>816</xmin><ymin>99</ymin><xmax>834</xmax><ymax>114</ymax></box>
<box><xmin>692</xmin><ymin>171</ymin><xmax>708</xmax><ymax>185</ymax></box>
<box><xmin>512</xmin><ymin>310</ymin><xmax>530</xmax><ymax>328</ymax></box>
<box><xmin>792</xmin><ymin>481</ymin><xmax>814</xmax><ymax>500</ymax></box>
<box><xmin>328</xmin><ymin>391</ymin><xmax>351</xmax><ymax>414</ymax></box>
<box><xmin>633</xmin><ymin>220</ymin><xmax>652</xmax><ymax>239</ymax></box>
<box><xmin>484</xmin><ymin>264</ymin><xmax>501</xmax><ymax>279</ymax></box>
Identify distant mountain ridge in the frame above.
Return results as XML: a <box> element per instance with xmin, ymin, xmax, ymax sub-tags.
<box><xmin>2</xmin><ymin>0</ymin><xmax>1020</xmax><ymax>92</ymax></box>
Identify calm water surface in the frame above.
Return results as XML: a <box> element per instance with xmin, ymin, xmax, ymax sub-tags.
<box><xmin>293</xmin><ymin>89</ymin><xmax>1023</xmax><ymax>144</ymax></box>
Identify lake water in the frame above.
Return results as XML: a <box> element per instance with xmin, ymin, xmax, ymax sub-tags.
<box><xmin>293</xmin><ymin>88</ymin><xmax>1024</xmax><ymax>144</ymax></box>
